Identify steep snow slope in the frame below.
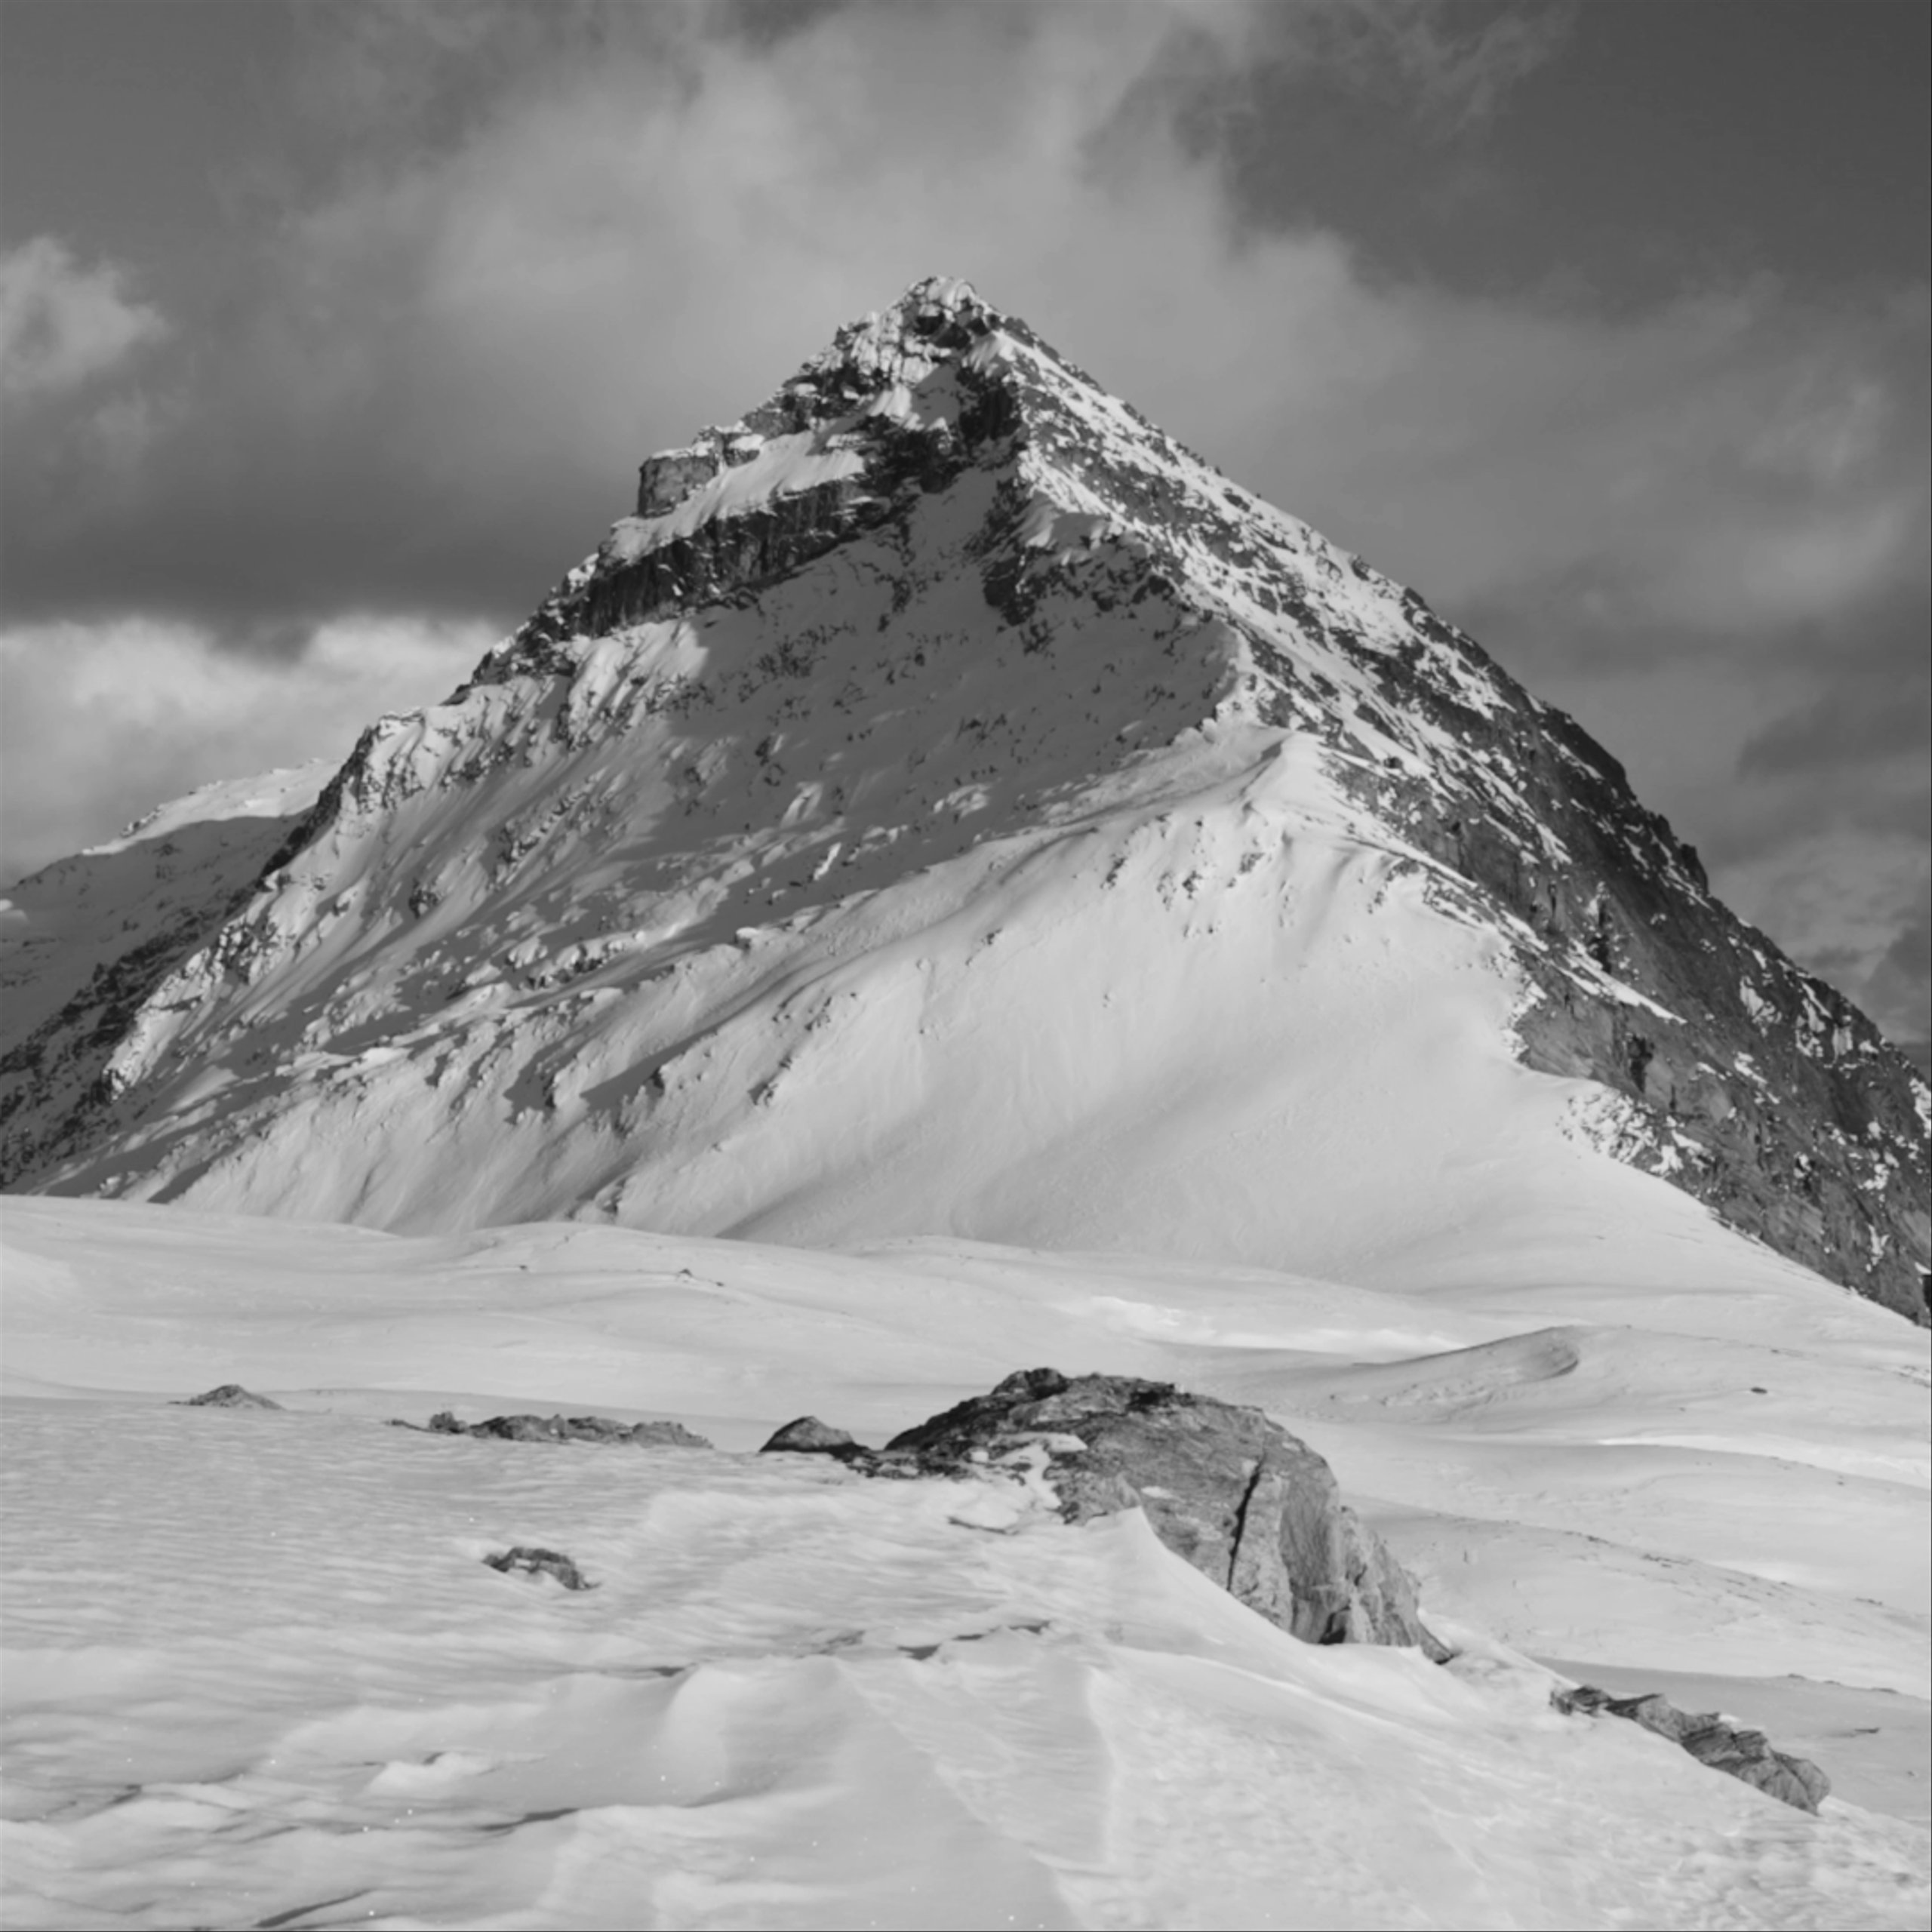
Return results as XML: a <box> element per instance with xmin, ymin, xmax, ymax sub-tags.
<box><xmin>5</xmin><ymin>1196</ymin><xmax>1927</xmax><ymax>1927</ymax></box>
<box><xmin>2</xmin><ymin>278</ymin><xmax>1924</xmax><ymax>1314</ymax></box>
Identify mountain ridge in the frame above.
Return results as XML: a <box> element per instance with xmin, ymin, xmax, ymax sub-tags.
<box><xmin>3</xmin><ymin>276</ymin><xmax>1924</xmax><ymax>1318</ymax></box>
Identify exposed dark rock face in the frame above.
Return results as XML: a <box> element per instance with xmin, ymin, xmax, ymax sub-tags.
<box><xmin>760</xmin><ymin>1416</ymin><xmax>866</xmax><ymax>1457</ymax></box>
<box><xmin>1335</xmin><ymin>609</ymin><xmax>1930</xmax><ymax>1321</ymax></box>
<box><xmin>0</xmin><ymin>884</ymin><xmax>269</xmax><ymax>1187</ymax></box>
<box><xmin>411</xmin><ymin>1410</ymin><xmax>710</xmax><ymax>1448</ymax></box>
<box><xmin>174</xmin><ymin>1383</ymin><xmax>282</xmax><ymax>1410</ymax></box>
<box><xmin>482</xmin><ymin>1546</ymin><xmax>595</xmax><ymax>1590</ymax></box>
<box><xmin>0</xmin><ymin>794</ymin><xmax>320</xmax><ymax>1189</ymax></box>
<box><xmin>1553</xmin><ymin>1683</ymin><xmax>1830</xmax><ymax>1813</ymax></box>
<box><xmin>885</xmin><ymin>1368</ymin><xmax>1449</xmax><ymax>1658</ymax></box>
<box><xmin>635</xmin><ymin>448</ymin><xmax>722</xmax><ymax>518</ymax></box>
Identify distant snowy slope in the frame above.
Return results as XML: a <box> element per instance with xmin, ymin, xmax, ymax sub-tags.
<box><xmin>2</xmin><ymin>279</ymin><xmax>1923</xmax><ymax>1315</ymax></box>
<box><xmin>0</xmin><ymin>764</ymin><xmax>331</xmax><ymax>1053</ymax></box>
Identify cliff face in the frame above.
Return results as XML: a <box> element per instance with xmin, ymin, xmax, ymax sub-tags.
<box><xmin>1364</xmin><ymin>635</ymin><xmax>1927</xmax><ymax>1317</ymax></box>
<box><xmin>2</xmin><ymin>278</ymin><xmax>1924</xmax><ymax>1318</ymax></box>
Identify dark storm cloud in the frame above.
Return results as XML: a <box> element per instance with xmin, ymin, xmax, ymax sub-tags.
<box><xmin>1878</xmin><ymin>894</ymin><xmax>1932</xmax><ymax>988</ymax></box>
<box><xmin>1253</xmin><ymin>0</ymin><xmax>1577</xmax><ymax>136</ymax></box>
<box><xmin>1217</xmin><ymin>2</ymin><xmax>1932</xmax><ymax>303</ymax></box>
<box><xmin>1739</xmin><ymin>641</ymin><xmax>1932</xmax><ymax>783</ymax></box>
<box><xmin>1773</xmin><ymin>868</ymin><xmax>1932</xmax><ymax>1049</ymax></box>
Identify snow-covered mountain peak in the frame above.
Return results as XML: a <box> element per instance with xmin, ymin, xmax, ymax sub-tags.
<box><xmin>611</xmin><ymin>274</ymin><xmax>1008</xmax><ymax>546</ymax></box>
<box><xmin>3</xmin><ymin>281</ymin><xmax>1926</xmax><ymax>1321</ymax></box>
<box><xmin>806</xmin><ymin>271</ymin><xmax>992</xmax><ymax>380</ymax></box>
<box><xmin>472</xmin><ymin>275</ymin><xmax>1503</xmax><ymax>764</ymax></box>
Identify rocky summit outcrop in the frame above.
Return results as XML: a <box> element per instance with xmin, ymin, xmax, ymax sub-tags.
<box><xmin>1553</xmin><ymin>1684</ymin><xmax>1830</xmax><ymax>1814</ymax></box>
<box><xmin>405</xmin><ymin>1411</ymin><xmax>710</xmax><ymax>1448</ymax></box>
<box><xmin>3</xmin><ymin>275</ymin><xmax>1924</xmax><ymax>1319</ymax></box>
<box><xmin>764</xmin><ymin>1369</ymin><xmax>1447</xmax><ymax>1658</ymax></box>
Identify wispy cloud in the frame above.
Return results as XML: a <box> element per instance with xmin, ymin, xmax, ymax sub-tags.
<box><xmin>1295</xmin><ymin>0</ymin><xmax>1577</xmax><ymax>134</ymax></box>
<box><xmin>0</xmin><ymin>238</ymin><xmax>168</xmax><ymax>405</ymax></box>
<box><xmin>0</xmin><ymin>617</ymin><xmax>492</xmax><ymax>881</ymax></box>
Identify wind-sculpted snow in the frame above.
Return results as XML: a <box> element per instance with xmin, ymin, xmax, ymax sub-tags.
<box><xmin>2</xmin><ymin>277</ymin><xmax>1924</xmax><ymax>1315</ymax></box>
<box><xmin>8</xmin><ymin>1401</ymin><xmax>1923</xmax><ymax>1932</ymax></box>
<box><xmin>5</xmin><ymin>1197</ymin><xmax>1929</xmax><ymax>1927</ymax></box>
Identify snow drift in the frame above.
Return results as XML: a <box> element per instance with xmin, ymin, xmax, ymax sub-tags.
<box><xmin>4</xmin><ymin>1195</ymin><xmax>1927</xmax><ymax>1927</ymax></box>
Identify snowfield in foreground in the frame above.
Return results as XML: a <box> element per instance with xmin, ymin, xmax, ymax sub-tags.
<box><xmin>3</xmin><ymin>1196</ymin><xmax>1927</xmax><ymax>1930</ymax></box>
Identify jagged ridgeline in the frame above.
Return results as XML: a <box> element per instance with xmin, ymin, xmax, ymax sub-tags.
<box><xmin>2</xmin><ymin>278</ymin><xmax>1925</xmax><ymax>1318</ymax></box>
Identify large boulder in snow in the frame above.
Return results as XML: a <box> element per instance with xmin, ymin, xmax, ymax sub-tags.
<box><xmin>887</xmin><ymin>1368</ymin><xmax>1449</xmax><ymax>1659</ymax></box>
<box><xmin>1553</xmin><ymin>1684</ymin><xmax>1830</xmax><ymax>1812</ymax></box>
<box><xmin>760</xmin><ymin>1416</ymin><xmax>867</xmax><ymax>1458</ymax></box>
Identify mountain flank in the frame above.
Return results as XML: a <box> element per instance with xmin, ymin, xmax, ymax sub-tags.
<box><xmin>2</xmin><ymin>278</ymin><xmax>1924</xmax><ymax>1318</ymax></box>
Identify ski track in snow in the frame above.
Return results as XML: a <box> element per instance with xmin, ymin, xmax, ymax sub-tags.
<box><xmin>3</xmin><ymin>1197</ymin><xmax>1927</xmax><ymax>1929</ymax></box>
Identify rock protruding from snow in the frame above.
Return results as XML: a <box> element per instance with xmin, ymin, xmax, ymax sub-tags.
<box><xmin>174</xmin><ymin>1383</ymin><xmax>283</xmax><ymax>1410</ymax></box>
<box><xmin>760</xmin><ymin>1416</ymin><xmax>866</xmax><ymax>1457</ymax></box>
<box><xmin>635</xmin><ymin>448</ymin><xmax>724</xmax><ymax>518</ymax></box>
<box><xmin>1554</xmin><ymin>1684</ymin><xmax>1831</xmax><ymax>1813</ymax></box>
<box><xmin>888</xmin><ymin>1368</ymin><xmax>1449</xmax><ymax>1657</ymax></box>
<box><xmin>414</xmin><ymin>1411</ymin><xmax>710</xmax><ymax>1448</ymax></box>
<box><xmin>481</xmin><ymin>1546</ymin><xmax>596</xmax><ymax>1591</ymax></box>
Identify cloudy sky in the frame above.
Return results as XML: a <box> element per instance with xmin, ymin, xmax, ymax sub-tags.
<box><xmin>2</xmin><ymin>1</ymin><xmax>1927</xmax><ymax>1044</ymax></box>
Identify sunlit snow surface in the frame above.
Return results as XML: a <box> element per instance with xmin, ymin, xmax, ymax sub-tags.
<box><xmin>5</xmin><ymin>1199</ymin><xmax>1927</xmax><ymax>1929</ymax></box>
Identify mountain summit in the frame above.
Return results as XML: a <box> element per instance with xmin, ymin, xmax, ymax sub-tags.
<box><xmin>3</xmin><ymin>277</ymin><xmax>1925</xmax><ymax>1318</ymax></box>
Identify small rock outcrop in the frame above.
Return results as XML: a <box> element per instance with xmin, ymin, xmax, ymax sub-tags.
<box><xmin>885</xmin><ymin>1368</ymin><xmax>1449</xmax><ymax>1659</ymax></box>
<box><xmin>482</xmin><ymin>1546</ymin><xmax>595</xmax><ymax>1591</ymax></box>
<box><xmin>411</xmin><ymin>1410</ymin><xmax>711</xmax><ymax>1448</ymax></box>
<box><xmin>759</xmin><ymin>1416</ymin><xmax>867</xmax><ymax>1458</ymax></box>
<box><xmin>1553</xmin><ymin>1684</ymin><xmax>1830</xmax><ymax>1812</ymax></box>
<box><xmin>635</xmin><ymin>447</ymin><xmax>722</xmax><ymax>518</ymax></box>
<box><xmin>173</xmin><ymin>1383</ymin><xmax>282</xmax><ymax>1410</ymax></box>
